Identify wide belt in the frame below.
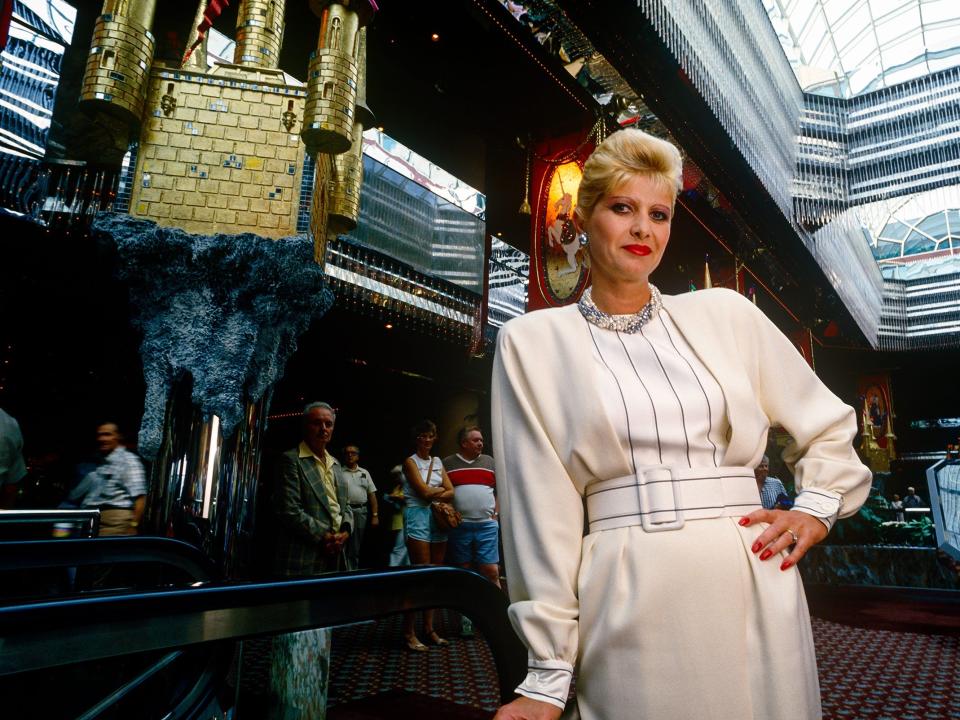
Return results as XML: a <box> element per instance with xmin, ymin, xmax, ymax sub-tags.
<box><xmin>585</xmin><ymin>465</ymin><xmax>761</xmax><ymax>534</ymax></box>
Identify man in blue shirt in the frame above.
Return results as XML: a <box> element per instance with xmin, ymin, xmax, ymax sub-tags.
<box><xmin>755</xmin><ymin>454</ymin><xmax>789</xmax><ymax>510</ymax></box>
<box><xmin>68</xmin><ymin>422</ymin><xmax>146</xmax><ymax>535</ymax></box>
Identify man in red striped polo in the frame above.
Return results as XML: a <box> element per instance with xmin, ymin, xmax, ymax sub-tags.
<box><xmin>443</xmin><ymin>426</ymin><xmax>501</xmax><ymax>589</ymax></box>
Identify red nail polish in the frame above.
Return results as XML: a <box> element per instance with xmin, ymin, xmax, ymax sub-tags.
<box><xmin>751</xmin><ymin>541</ymin><xmax>762</xmax><ymax>553</ymax></box>
<box><xmin>759</xmin><ymin>550</ymin><xmax>772</xmax><ymax>561</ymax></box>
<box><xmin>780</xmin><ymin>560</ymin><xmax>792</xmax><ymax>571</ymax></box>
<box><xmin>738</xmin><ymin>518</ymin><xmax>750</xmax><ymax>526</ymax></box>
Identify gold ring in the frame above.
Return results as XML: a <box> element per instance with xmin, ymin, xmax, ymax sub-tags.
<box><xmin>786</xmin><ymin>529</ymin><xmax>799</xmax><ymax>544</ymax></box>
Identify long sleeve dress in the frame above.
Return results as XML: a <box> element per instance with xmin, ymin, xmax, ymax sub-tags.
<box><xmin>490</xmin><ymin>288</ymin><xmax>872</xmax><ymax>720</ymax></box>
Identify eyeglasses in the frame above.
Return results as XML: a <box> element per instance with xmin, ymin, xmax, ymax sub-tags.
<box><xmin>417</xmin><ymin>433</ymin><xmax>436</xmax><ymax>440</ymax></box>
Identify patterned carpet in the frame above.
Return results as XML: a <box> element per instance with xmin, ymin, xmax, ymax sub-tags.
<box><xmin>328</xmin><ymin>613</ymin><xmax>960</xmax><ymax>719</ymax></box>
<box><xmin>328</xmin><ymin>610</ymin><xmax>500</xmax><ymax>715</ymax></box>
<box><xmin>814</xmin><ymin>618</ymin><xmax>960</xmax><ymax>720</ymax></box>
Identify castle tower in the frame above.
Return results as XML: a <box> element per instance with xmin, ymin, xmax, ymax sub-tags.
<box><xmin>80</xmin><ymin>0</ymin><xmax>158</xmax><ymax>127</ymax></box>
<box><xmin>301</xmin><ymin>1</ymin><xmax>376</xmax><ymax>156</ymax></box>
<box><xmin>234</xmin><ymin>0</ymin><xmax>287</xmax><ymax>69</ymax></box>
<box><xmin>326</xmin><ymin>27</ymin><xmax>373</xmax><ymax>234</ymax></box>
<box><xmin>123</xmin><ymin>0</ymin><xmax>312</xmax><ymax>240</ymax></box>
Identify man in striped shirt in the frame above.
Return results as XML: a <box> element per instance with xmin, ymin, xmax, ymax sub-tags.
<box><xmin>69</xmin><ymin>422</ymin><xmax>147</xmax><ymax>536</ymax></box>
<box><xmin>443</xmin><ymin>426</ymin><xmax>500</xmax><ymax>588</ymax></box>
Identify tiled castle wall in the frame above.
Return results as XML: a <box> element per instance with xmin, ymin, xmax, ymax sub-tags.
<box><xmin>127</xmin><ymin>63</ymin><xmax>318</xmax><ymax>239</ymax></box>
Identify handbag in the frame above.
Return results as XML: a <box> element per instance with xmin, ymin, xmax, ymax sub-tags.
<box><xmin>423</xmin><ymin>457</ymin><xmax>462</xmax><ymax>531</ymax></box>
<box><xmin>431</xmin><ymin>500</ymin><xmax>462</xmax><ymax>531</ymax></box>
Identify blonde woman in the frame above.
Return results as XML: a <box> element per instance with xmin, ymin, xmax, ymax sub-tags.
<box><xmin>491</xmin><ymin>129</ymin><xmax>871</xmax><ymax>719</ymax></box>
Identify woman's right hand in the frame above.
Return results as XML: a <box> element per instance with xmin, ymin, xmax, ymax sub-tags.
<box><xmin>493</xmin><ymin>696</ymin><xmax>563</xmax><ymax>720</ymax></box>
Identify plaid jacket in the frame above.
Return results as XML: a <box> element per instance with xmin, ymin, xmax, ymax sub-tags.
<box><xmin>272</xmin><ymin>446</ymin><xmax>354</xmax><ymax>577</ymax></box>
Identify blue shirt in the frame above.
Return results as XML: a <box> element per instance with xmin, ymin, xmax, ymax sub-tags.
<box><xmin>77</xmin><ymin>447</ymin><xmax>146</xmax><ymax>508</ymax></box>
<box><xmin>759</xmin><ymin>476</ymin><xmax>788</xmax><ymax>510</ymax></box>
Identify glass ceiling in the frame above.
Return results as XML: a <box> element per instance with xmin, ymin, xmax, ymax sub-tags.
<box><xmin>852</xmin><ymin>183</ymin><xmax>960</xmax><ymax>261</ymax></box>
<box><xmin>764</xmin><ymin>0</ymin><xmax>960</xmax><ymax>98</ymax></box>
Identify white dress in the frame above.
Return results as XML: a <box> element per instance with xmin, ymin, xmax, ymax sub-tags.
<box><xmin>491</xmin><ymin>290</ymin><xmax>873</xmax><ymax>720</ymax></box>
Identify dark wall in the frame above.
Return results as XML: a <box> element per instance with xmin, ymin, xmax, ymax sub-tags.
<box><xmin>0</xmin><ymin>215</ymin><xmax>145</xmax><ymax>504</ymax></box>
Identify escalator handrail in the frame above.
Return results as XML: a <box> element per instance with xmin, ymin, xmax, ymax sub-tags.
<box><xmin>0</xmin><ymin>510</ymin><xmax>101</xmax><ymax>523</ymax></box>
<box><xmin>0</xmin><ymin>565</ymin><xmax>527</xmax><ymax>703</ymax></box>
<box><xmin>0</xmin><ymin>537</ymin><xmax>217</xmax><ymax>582</ymax></box>
<box><xmin>0</xmin><ymin>509</ymin><xmax>101</xmax><ymax>537</ymax></box>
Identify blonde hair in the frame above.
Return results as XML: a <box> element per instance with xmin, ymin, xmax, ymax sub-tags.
<box><xmin>575</xmin><ymin>129</ymin><xmax>683</xmax><ymax>222</ymax></box>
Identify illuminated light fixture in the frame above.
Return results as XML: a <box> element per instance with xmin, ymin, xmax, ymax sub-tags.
<box><xmin>385</xmin><ymin>323</ymin><xmax>393</xmax><ymax>329</ymax></box>
<box><xmin>431</xmin><ymin>33</ymin><xmax>439</xmax><ymax>41</ymax></box>
<box><xmin>496</xmin><ymin>231</ymin><xmax>503</xmax><ymax>236</ymax></box>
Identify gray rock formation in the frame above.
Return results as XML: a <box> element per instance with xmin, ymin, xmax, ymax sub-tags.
<box><xmin>92</xmin><ymin>213</ymin><xmax>333</xmax><ymax>458</ymax></box>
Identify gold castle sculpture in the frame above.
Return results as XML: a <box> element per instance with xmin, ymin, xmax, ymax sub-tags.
<box><xmin>79</xmin><ymin>0</ymin><xmax>376</xmax><ymax>256</ymax></box>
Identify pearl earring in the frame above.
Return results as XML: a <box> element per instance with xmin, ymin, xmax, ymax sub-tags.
<box><xmin>577</xmin><ymin>232</ymin><xmax>588</xmax><ymax>247</ymax></box>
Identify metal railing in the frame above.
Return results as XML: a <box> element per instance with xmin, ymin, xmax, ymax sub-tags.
<box><xmin>0</xmin><ymin>508</ymin><xmax>101</xmax><ymax>538</ymax></box>
<box><xmin>0</xmin><ymin>536</ymin><xmax>215</xmax><ymax>581</ymax></box>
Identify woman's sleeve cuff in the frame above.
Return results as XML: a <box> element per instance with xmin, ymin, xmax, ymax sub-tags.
<box><xmin>514</xmin><ymin>659</ymin><xmax>573</xmax><ymax>710</ymax></box>
<box><xmin>792</xmin><ymin>488</ymin><xmax>842</xmax><ymax>531</ymax></box>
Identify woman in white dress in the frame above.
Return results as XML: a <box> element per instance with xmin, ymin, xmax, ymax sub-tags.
<box><xmin>491</xmin><ymin>129</ymin><xmax>871</xmax><ymax>720</ymax></box>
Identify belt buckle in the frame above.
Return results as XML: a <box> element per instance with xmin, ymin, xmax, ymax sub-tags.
<box><xmin>637</xmin><ymin>465</ymin><xmax>685</xmax><ymax>532</ymax></box>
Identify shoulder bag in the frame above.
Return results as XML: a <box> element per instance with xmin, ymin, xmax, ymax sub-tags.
<box><xmin>425</xmin><ymin>457</ymin><xmax>462</xmax><ymax>531</ymax></box>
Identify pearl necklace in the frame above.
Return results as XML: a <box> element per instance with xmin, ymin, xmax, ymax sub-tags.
<box><xmin>577</xmin><ymin>284</ymin><xmax>663</xmax><ymax>333</ymax></box>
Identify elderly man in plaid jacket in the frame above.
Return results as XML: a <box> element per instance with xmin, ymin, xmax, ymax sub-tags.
<box><xmin>273</xmin><ymin>402</ymin><xmax>354</xmax><ymax>576</ymax></box>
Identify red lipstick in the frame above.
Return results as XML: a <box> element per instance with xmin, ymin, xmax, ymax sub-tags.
<box><xmin>624</xmin><ymin>244</ymin><xmax>652</xmax><ymax>256</ymax></box>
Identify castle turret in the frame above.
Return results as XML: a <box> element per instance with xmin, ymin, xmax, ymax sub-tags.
<box><xmin>234</xmin><ymin>0</ymin><xmax>287</xmax><ymax>69</ymax></box>
<box><xmin>301</xmin><ymin>1</ymin><xmax>376</xmax><ymax>156</ymax></box>
<box><xmin>326</xmin><ymin>27</ymin><xmax>373</xmax><ymax>234</ymax></box>
<box><xmin>80</xmin><ymin>0</ymin><xmax>158</xmax><ymax>128</ymax></box>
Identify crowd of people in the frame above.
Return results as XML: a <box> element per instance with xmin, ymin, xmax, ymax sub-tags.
<box><xmin>269</xmin><ymin>401</ymin><xmax>504</xmax><ymax>649</ymax></box>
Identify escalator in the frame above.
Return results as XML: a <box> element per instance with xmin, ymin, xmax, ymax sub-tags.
<box><xmin>0</xmin><ymin>537</ymin><xmax>525</xmax><ymax>719</ymax></box>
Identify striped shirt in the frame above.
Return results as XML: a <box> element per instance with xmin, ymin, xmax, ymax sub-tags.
<box><xmin>80</xmin><ymin>446</ymin><xmax>147</xmax><ymax>509</ymax></box>
<box><xmin>443</xmin><ymin>453</ymin><xmax>496</xmax><ymax>521</ymax></box>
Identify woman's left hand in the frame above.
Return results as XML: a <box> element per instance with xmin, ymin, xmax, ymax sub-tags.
<box><xmin>739</xmin><ymin>509</ymin><xmax>828</xmax><ymax>571</ymax></box>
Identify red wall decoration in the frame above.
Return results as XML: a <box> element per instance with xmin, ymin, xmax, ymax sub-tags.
<box><xmin>527</xmin><ymin>131</ymin><xmax>596</xmax><ymax>311</ymax></box>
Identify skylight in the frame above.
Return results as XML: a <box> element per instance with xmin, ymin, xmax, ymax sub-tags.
<box><xmin>765</xmin><ymin>0</ymin><xmax>960</xmax><ymax>98</ymax></box>
<box><xmin>856</xmin><ymin>184</ymin><xmax>960</xmax><ymax>262</ymax></box>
